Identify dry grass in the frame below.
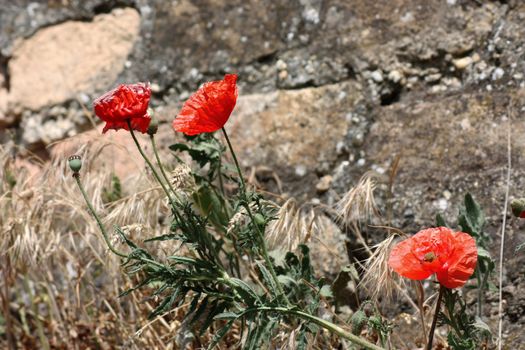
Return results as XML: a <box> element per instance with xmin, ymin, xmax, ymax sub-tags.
<box><xmin>0</xmin><ymin>139</ymin><xmax>180</xmax><ymax>350</ymax></box>
<box><xmin>0</xmin><ymin>134</ymin><xmax>421</xmax><ymax>349</ymax></box>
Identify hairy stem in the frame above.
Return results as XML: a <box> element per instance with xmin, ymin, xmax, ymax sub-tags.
<box><xmin>246</xmin><ymin>306</ymin><xmax>385</xmax><ymax>350</ymax></box>
<box><xmin>128</xmin><ymin>121</ymin><xmax>177</xmax><ymax>210</ymax></box>
<box><xmin>427</xmin><ymin>285</ymin><xmax>445</xmax><ymax>350</ymax></box>
<box><xmin>73</xmin><ymin>174</ymin><xmax>127</xmax><ymax>258</ymax></box>
<box><xmin>149</xmin><ymin>134</ymin><xmax>178</xmax><ymax>198</ymax></box>
<box><xmin>221</xmin><ymin>127</ymin><xmax>289</xmax><ymax>305</ymax></box>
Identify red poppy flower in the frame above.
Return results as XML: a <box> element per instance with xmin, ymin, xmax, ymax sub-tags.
<box><xmin>172</xmin><ymin>74</ymin><xmax>238</xmax><ymax>135</ymax></box>
<box><xmin>388</xmin><ymin>227</ymin><xmax>478</xmax><ymax>289</ymax></box>
<box><xmin>93</xmin><ymin>83</ymin><xmax>151</xmax><ymax>134</ymax></box>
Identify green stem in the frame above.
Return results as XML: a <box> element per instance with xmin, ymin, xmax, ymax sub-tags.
<box><xmin>221</xmin><ymin>127</ymin><xmax>289</xmax><ymax>305</ymax></box>
<box><xmin>427</xmin><ymin>285</ymin><xmax>445</xmax><ymax>350</ymax></box>
<box><xmin>149</xmin><ymin>134</ymin><xmax>178</xmax><ymax>198</ymax></box>
<box><xmin>127</xmin><ymin>121</ymin><xmax>178</xmax><ymax>210</ymax></box>
<box><xmin>247</xmin><ymin>306</ymin><xmax>384</xmax><ymax>350</ymax></box>
<box><xmin>73</xmin><ymin>174</ymin><xmax>127</xmax><ymax>258</ymax></box>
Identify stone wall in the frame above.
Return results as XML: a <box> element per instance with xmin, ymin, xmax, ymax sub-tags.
<box><xmin>2</xmin><ymin>1</ymin><xmax>525</xmax><ymax>345</ymax></box>
<box><xmin>1</xmin><ymin>0</ymin><xmax>525</xmax><ymax>231</ymax></box>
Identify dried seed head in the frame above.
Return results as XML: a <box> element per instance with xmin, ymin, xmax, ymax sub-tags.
<box><xmin>226</xmin><ymin>201</ymin><xmax>261</xmax><ymax>236</ymax></box>
<box><xmin>336</xmin><ymin>173</ymin><xmax>379</xmax><ymax>226</ymax></box>
<box><xmin>265</xmin><ymin>199</ymin><xmax>322</xmax><ymax>252</ymax></box>
<box><xmin>265</xmin><ymin>198</ymin><xmax>301</xmax><ymax>251</ymax></box>
<box><xmin>360</xmin><ymin>234</ymin><xmax>404</xmax><ymax>301</ymax></box>
<box><xmin>171</xmin><ymin>163</ymin><xmax>194</xmax><ymax>190</ymax></box>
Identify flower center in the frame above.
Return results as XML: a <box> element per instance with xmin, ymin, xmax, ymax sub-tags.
<box><xmin>423</xmin><ymin>252</ymin><xmax>436</xmax><ymax>262</ymax></box>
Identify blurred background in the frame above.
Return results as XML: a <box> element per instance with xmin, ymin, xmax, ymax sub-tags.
<box><xmin>1</xmin><ymin>0</ymin><xmax>525</xmax><ymax>349</ymax></box>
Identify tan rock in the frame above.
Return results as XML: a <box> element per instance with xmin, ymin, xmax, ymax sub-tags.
<box><xmin>228</xmin><ymin>81</ymin><xmax>362</xmax><ymax>173</ymax></box>
<box><xmin>316</xmin><ymin>175</ymin><xmax>333</xmax><ymax>193</ymax></box>
<box><xmin>8</xmin><ymin>8</ymin><xmax>140</xmax><ymax>111</ymax></box>
<box><xmin>0</xmin><ymin>87</ymin><xmax>11</xmax><ymax>127</ymax></box>
<box><xmin>452</xmin><ymin>56</ymin><xmax>473</xmax><ymax>70</ymax></box>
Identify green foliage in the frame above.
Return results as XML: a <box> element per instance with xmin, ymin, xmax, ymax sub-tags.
<box><xmin>439</xmin><ymin>289</ymin><xmax>491</xmax><ymax>350</ymax></box>
<box><xmin>5</xmin><ymin>168</ymin><xmax>17</xmax><ymax>189</ymax></box>
<box><xmin>169</xmin><ymin>133</ymin><xmax>226</xmax><ymax>183</ymax></box>
<box><xmin>104</xmin><ymin>134</ymin><xmax>367</xmax><ymax>349</ymax></box>
<box><xmin>349</xmin><ymin>302</ymin><xmax>393</xmax><ymax>347</ymax></box>
<box><xmin>434</xmin><ymin>194</ymin><xmax>494</xmax><ymax>349</ymax></box>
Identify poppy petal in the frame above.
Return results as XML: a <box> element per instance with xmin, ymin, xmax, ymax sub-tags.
<box><xmin>102</xmin><ymin>114</ymin><xmax>151</xmax><ymax>134</ymax></box>
<box><xmin>436</xmin><ymin>232</ymin><xmax>478</xmax><ymax>289</ymax></box>
<box><xmin>94</xmin><ymin>83</ymin><xmax>151</xmax><ymax>133</ymax></box>
<box><xmin>388</xmin><ymin>238</ymin><xmax>433</xmax><ymax>280</ymax></box>
<box><xmin>172</xmin><ymin>74</ymin><xmax>238</xmax><ymax>135</ymax></box>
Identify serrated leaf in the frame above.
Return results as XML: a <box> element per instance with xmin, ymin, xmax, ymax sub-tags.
<box><xmin>255</xmin><ymin>260</ymin><xmax>278</xmax><ymax>297</ymax></box>
<box><xmin>458</xmin><ymin>193</ymin><xmax>485</xmax><ymax>237</ymax></box>
<box><xmin>277</xmin><ymin>275</ymin><xmax>298</xmax><ymax>286</ymax></box>
<box><xmin>229</xmin><ymin>278</ymin><xmax>261</xmax><ymax>305</ymax></box>
<box><xmin>472</xmin><ymin>316</ymin><xmax>491</xmax><ymax>337</ymax></box>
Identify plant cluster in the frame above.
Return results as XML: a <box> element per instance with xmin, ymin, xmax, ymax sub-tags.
<box><xmin>69</xmin><ymin>74</ymin><xmax>500</xmax><ymax>349</ymax></box>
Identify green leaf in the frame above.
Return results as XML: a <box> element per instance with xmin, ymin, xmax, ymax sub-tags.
<box><xmin>214</xmin><ymin>312</ymin><xmax>239</xmax><ymax>320</ymax></box>
<box><xmin>277</xmin><ymin>275</ymin><xmax>298</xmax><ymax>287</ymax></box>
<box><xmin>206</xmin><ymin>319</ymin><xmax>235</xmax><ymax>350</ymax></box>
<box><xmin>186</xmin><ymin>293</ymin><xmax>201</xmax><ymax>319</ymax></box>
<box><xmin>472</xmin><ymin>316</ymin><xmax>491</xmax><ymax>337</ymax></box>
<box><xmin>229</xmin><ymin>278</ymin><xmax>261</xmax><ymax>305</ymax></box>
<box><xmin>199</xmin><ymin>300</ymin><xmax>226</xmax><ymax>336</ymax></box>
<box><xmin>189</xmin><ymin>296</ymin><xmax>209</xmax><ymax>326</ymax></box>
<box><xmin>319</xmin><ymin>285</ymin><xmax>333</xmax><ymax>298</ymax></box>
<box><xmin>255</xmin><ymin>260</ymin><xmax>278</xmax><ymax>297</ymax></box>
<box><xmin>351</xmin><ymin>310</ymin><xmax>368</xmax><ymax>335</ymax></box>
<box><xmin>148</xmin><ymin>287</ymin><xmax>180</xmax><ymax>319</ymax></box>
<box><xmin>436</xmin><ymin>213</ymin><xmax>447</xmax><ymax>227</ymax></box>
<box><xmin>144</xmin><ymin>234</ymin><xmax>178</xmax><ymax>242</ymax></box>
<box><xmin>458</xmin><ymin>193</ymin><xmax>485</xmax><ymax>237</ymax></box>
<box><xmin>342</xmin><ymin>264</ymin><xmax>360</xmax><ymax>282</ymax></box>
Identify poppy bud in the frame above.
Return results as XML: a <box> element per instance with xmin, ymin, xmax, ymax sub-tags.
<box><xmin>350</xmin><ymin>310</ymin><xmax>368</xmax><ymax>335</ymax></box>
<box><xmin>253</xmin><ymin>213</ymin><xmax>266</xmax><ymax>226</ymax></box>
<box><xmin>511</xmin><ymin>198</ymin><xmax>525</xmax><ymax>218</ymax></box>
<box><xmin>147</xmin><ymin>115</ymin><xmax>159</xmax><ymax>135</ymax></box>
<box><xmin>68</xmin><ymin>155</ymin><xmax>82</xmax><ymax>173</ymax></box>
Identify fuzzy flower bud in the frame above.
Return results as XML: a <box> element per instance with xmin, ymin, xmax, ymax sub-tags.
<box><xmin>147</xmin><ymin>116</ymin><xmax>159</xmax><ymax>135</ymax></box>
<box><xmin>511</xmin><ymin>198</ymin><xmax>525</xmax><ymax>218</ymax></box>
<box><xmin>68</xmin><ymin>155</ymin><xmax>82</xmax><ymax>173</ymax></box>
